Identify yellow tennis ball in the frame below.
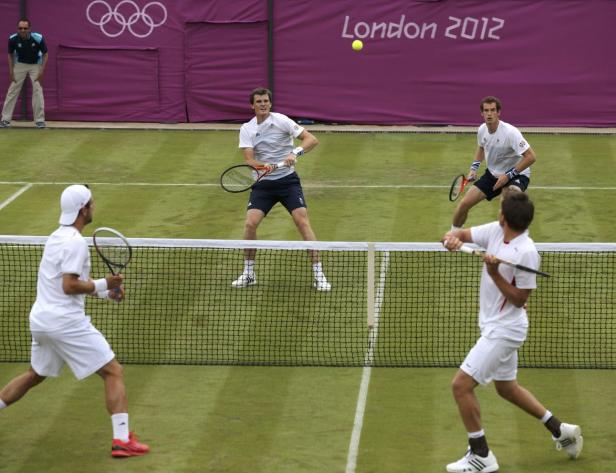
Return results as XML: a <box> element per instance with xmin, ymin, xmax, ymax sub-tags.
<box><xmin>352</xmin><ymin>39</ymin><xmax>363</xmax><ymax>51</ymax></box>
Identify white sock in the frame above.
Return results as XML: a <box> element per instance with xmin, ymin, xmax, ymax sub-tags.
<box><xmin>467</xmin><ymin>429</ymin><xmax>485</xmax><ymax>439</ymax></box>
<box><xmin>244</xmin><ymin>260</ymin><xmax>255</xmax><ymax>275</ymax></box>
<box><xmin>111</xmin><ymin>413</ymin><xmax>129</xmax><ymax>442</ymax></box>
<box><xmin>312</xmin><ymin>262</ymin><xmax>324</xmax><ymax>278</ymax></box>
<box><xmin>541</xmin><ymin>410</ymin><xmax>553</xmax><ymax>423</ymax></box>
<box><xmin>0</xmin><ymin>398</ymin><xmax>7</xmax><ymax>409</ymax></box>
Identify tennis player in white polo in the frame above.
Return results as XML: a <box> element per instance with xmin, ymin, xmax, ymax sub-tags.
<box><xmin>0</xmin><ymin>185</ymin><xmax>149</xmax><ymax>458</ymax></box>
<box><xmin>452</xmin><ymin>96</ymin><xmax>537</xmax><ymax>230</ymax></box>
<box><xmin>442</xmin><ymin>190</ymin><xmax>582</xmax><ymax>472</ymax></box>
<box><xmin>231</xmin><ymin>87</ymin><xmax>331</xmax><ymax>291</ymax></box>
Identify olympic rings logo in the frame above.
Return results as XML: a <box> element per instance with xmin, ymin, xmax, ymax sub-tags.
<box><xmin>86</xmin><ymin>0</ymin><xmax>167</xmax><ymax>38</ymax></box>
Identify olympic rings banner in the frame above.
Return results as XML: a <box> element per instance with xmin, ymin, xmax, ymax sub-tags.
<box><xmin>85</xmin><ymin>0</ymin><xmax>168</xmax><ymax>39</ymax></box>
<box><xmin>0</xmin><ymin>0</ymin><xmax>615</xmax><ymax>125</ymax></box>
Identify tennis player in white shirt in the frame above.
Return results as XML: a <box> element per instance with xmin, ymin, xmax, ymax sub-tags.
<box><xmin>452</xmin><ymin>96</ymin><xmax>537</xmax><ymax>230</ymax></box>
<box><xmin>231</xmin><ymin>87</ymin><xmax>331</xmax><ymax>291</ymax></box>
<box><xmin>0</xmin><ymin>185</ymin><xmax>149</xmax><ymax>458</ymax></box>
<box><xmin>442</xmin><ymin>190</ymin><xmax>582</xmax><ymax>473</ymax></box>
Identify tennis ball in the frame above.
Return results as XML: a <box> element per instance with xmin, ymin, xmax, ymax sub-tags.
<box><xmin>352</xmin><ymin>39</ymin><xmax>363</xmax><ymax>51</ymax></box>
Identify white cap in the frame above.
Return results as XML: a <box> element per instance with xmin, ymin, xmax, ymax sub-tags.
<box><xmin>59</xmin><ymin>185</ymin><xmax>92</xmax><ymax>225</ymax></box>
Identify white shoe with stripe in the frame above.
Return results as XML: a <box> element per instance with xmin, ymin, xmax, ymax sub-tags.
<box><xmin>446</xmin><ymin>449</ymin><xmax>499</xmax><ymax>473</ymax></box>
<box><xmin>231</xmin><ymin>273</ymin><xmax>256</xmax><ymax>288</ymax></box>
<box><xmin>553</xmin><ymin>423</ymin><xmax>583</xmax><ymax>459</ymax></box>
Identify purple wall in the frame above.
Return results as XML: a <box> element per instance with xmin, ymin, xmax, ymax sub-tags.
<box><xmin>0</xmin><ymin>0</ymin><xmax>614</xmax><ymax>126</ymax></box>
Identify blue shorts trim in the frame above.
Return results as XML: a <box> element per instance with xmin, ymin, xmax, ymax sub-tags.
<box><xmin>247</xmin><ymin>172</ymin><xmax>307</xmax><ymax>215</ymax></box>
<box><xmin>474</xmin><ymin>170</ymin><xmax>530</xmax><ymax>201</ymax></box>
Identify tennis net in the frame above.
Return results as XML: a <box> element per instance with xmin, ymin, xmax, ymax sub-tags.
<box><xmin>0</xmin><ymin>237</ymin><xmax>614</xmax><ymax>368</ymax></box>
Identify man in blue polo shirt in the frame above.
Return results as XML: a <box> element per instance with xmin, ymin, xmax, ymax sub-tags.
<box><xmin>1</xmin><ymin>18</ymin><xmax>48</xmax><ymax>128</ymax></box>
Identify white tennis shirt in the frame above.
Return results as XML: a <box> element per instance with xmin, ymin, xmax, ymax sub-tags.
<box><xmin>30</xmin><ymin>226</ymin><xmax>91</xmax><ymax>331</ymax></box>
<box><xmin>478</xmin><ymin>120</ymin><xmax>531</xmax><ymax>177</ymax></box>
<box><xmin>470</xmin><ymin>221</ymin><xmax>540</xmax><ymax>342</ymax></box>
<box><xmin>239</xmin><ymin>112</ymin><xmax>304</xmax><ymax>180</ymax></box>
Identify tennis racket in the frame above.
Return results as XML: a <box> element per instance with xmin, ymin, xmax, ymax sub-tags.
<box><xmin>449</xmin><ymin>174</ymin><xmax>473</xmax><ymax>202</ymax></box>
<box><xmin>92</xmin><ymin>227</ymin><xmax>132</xmax><ymax>276</ymax></box>
<box><xmin>457</xmin><ymin>244</ymin><xmax>550</xmax><ymax>277</ymax></box>
<box><xmin>220</xmin><ymin>163</ymin><xmax>284</xmax><ymax>193</ymax></box>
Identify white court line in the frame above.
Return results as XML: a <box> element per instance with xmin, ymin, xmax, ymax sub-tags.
<box><xmin>345</xmin><ymin>252</ymin><xmax>390</xmax><ymax>473</ymax></box>
<box><xmin>0</xmin><ymin>181</ymin><xmax>615</xmax><ymax>190</ymax></box>
<box><xmin>0</xmin><ymin>184</ymin><xmax>33</xmax><ymax>211</ymax></box>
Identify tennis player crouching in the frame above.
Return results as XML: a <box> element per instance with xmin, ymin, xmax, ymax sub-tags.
<box><xmin>452</xmin><ymin>96</ymin><xmax>536</xmax><ymax>231</ymax></box>
<box><xmin>441</xmin><ymin>190</ymin><xmax>582</xmax><ymax>473</ymax></box>
<box><xmin>232</xmin><ymin>87</ymin><xmax>331</xmax><ymax>291</ymax></box>
<box><xmin>0</xmin><ymin>185</ymin><xmax>149</xmax><ymax>458</ymax></box>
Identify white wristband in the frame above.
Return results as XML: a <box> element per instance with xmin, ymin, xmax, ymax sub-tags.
<box><xmin>292</xmin><ymin>146</ymin><xmax>304</xmax><ymax>157</ymax></box>
<box><xmin>93</xmin><ymin>278</ymin><xmax>108</xmax><ymax>293</ymax></box>
<box><xmin>96</xmin><ymin>290</ymin><xmax>110</xmax><ymax>300</ymax></box>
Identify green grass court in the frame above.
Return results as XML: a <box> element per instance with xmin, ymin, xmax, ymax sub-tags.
<box><xmin>0</xmin><ymin>128</ymin><xmax>615</xmax><ymax>472</ymax></box>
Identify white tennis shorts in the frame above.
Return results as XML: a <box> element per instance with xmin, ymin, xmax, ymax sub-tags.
<box><xmin>460</xmin><ymin>335</ymin><xmax>523</xmax><ymax>385</ymax></box>
<box><xmin>31</xmin><ymin>317</ymin><xmax>115</xmax><ymax>380</ymax></box>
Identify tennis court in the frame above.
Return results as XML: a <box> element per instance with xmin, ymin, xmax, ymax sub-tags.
<box><xmin>0</xmin><ymin>128</ymin><xmax>615</xmax><ymax>472</ymax></box>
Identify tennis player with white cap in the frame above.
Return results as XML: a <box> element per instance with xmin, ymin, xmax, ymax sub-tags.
<box><xmin>0</xmin><ymin>184</ymin><xmax>149</xmax><ymax>457</ymax></box>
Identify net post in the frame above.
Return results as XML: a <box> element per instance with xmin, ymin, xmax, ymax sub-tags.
<box><xmin>367</xmin><ymin>242</ymin><xmax>375</xmax><ymax>329</ymax></box>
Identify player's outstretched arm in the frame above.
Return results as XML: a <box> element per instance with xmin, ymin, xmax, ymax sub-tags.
<box><xmin>441</xmin><ymin>228</ymin><xmax>473</xmax><ymax>251</ymax></box>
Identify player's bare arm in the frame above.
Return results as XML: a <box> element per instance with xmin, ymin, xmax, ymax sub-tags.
<box><xmin>441</xmin><ymin>228</ymin><xmax>473</xmax><ymax>251</ymax></box>
<box><xmin>468</xmin><ymin>147</ymin><xmax>485</xmax><ymax>181</ymax></box>
<box><xmin>283</xmin><ymin>130</ymin><xmax>319</xmax><ymax>167</ymax></box>
<box><xmin>242</xmin><ymin>147</ymin><xmax>262</xmax><ymax>168</ymax></box>
<box><xmin>62</xmin><ymin>273</ymin><xmax>123</xmax><ymax>295</ymax></box>
<box><xmin>484</xmin><ymin>255</ymin><xmax>532</xmax><ymax>307</ymax></box>
<box><xmin>493</xmin><ymin>147</ymin><xmax>536</xmax><ymax>191</ymax></box>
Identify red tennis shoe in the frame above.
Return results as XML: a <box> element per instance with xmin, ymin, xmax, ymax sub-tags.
<box><xmin>111</xmin><ymin>432</ymin><xmax>150</xmax><ymax>458</ymax></box>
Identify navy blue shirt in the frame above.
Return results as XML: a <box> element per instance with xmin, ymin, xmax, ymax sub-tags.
<box><xmin>8</xmin><ymin>32</ymin><xmax>47</xmax><ymax>64</ymax></box>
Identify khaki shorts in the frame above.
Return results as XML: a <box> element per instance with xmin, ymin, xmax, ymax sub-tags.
<box><xmin>31</xmin><ymin>317</ymin><xmax>115</xmax><ymax>380</ymax></box>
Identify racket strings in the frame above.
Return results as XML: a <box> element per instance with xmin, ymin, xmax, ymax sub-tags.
<box><xmin>99</xmin><ymin>244</ymin><xmax>131</xmax><ymax>267</ymax></box>
<box><xmin>222</xmin><ymin>167</ymin><xmax>256</xmax><ymax>190</ymax></box>
<box><xmin>450</xmin><ymin>175</ymin><xmax>464</xmax><ymax>200</ymax></box>
<box><xmin>94</xmin><ymin>232</ymin><xmax>131</xmax><ymax>267</ymax></box>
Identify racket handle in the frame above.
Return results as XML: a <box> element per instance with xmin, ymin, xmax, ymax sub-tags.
<box><xmin>458</xmin><ymin>245</ymin><xmax>483</xmax><ymax>257</ymax></box>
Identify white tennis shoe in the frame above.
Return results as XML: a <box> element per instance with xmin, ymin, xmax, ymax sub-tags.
<box><xmin>553</xmin><ymin>423</ymin><xmax>583</xmax><ymax>459</ymax></box>
<box><xmin>231</xmin><ymin>273</ymin><xmax>256</xmax><ymax>288</ymax></box>
<box><xmin>446</xmin><ymin>449</ymin><xmax>499</xmax><ymax>473</ymax></box>
<box><xmin>314</xmin><ymin>275</ymin><xmax>331</xmax><ymax>292</ymax></box>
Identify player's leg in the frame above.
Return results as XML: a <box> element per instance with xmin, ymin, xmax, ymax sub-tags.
<box><xmin>232</xmin><ymin>208</ymin><xmax>266</xmax><ymax>287</ymax></box>
<box><xmin>290</xmin><ymin>206</ymin><xmax>317</xmax><ymax>244</ymax></box>
<box><xmin>494</xmin><ymin>379</ymin><xmax>546</xmax><ymax>417</ymax></box>
<box><xmin>98</xmin><ymin>359</ymin><xmax>150</xmax><ymax>457</ymax></box>
<box><xmin>448</xmin><ymin>370</ymin><xmax>499</xmax><ymax>472</ymax></box>
<box><xmin>447</xmin><ymin>336</ymin><xmax>501</xmax><ymax>472</ymax></box>
<box><xmin>494</xmin><ymin>379</ymin><xmax>583</xmax><ymax>459</ymax></box>
<box><xmin>1</xmin><ymin>63</ymin><xmax>28</xmax><ymax>125</ymax></box>
<box><xmin>28</xmin><ymin>64</ymin><xmax>45</xmax><ymax>127</ymax></box>
<box><xmin>0</xmin><ymin>329</ymin><xmax>66</xmax><ymax>407</ymax></box>
<box><xmin>451</xmin><ymin>369</ymin><xmax>482</xmax><ymax>432</ymax></box>
<box><xmin>290</xmin><ymin>207</ymin><xmax>331</xmax><ymax>291</ymax></box>
<box><xmin>452</xmin><ymin>186</ymin><xmax>487</xmax><ymax>229</ymax></box>
<box><xmin>0</xmin><ymin>367</ymin><xmax>46</xmax><ymax>407</ymax></box>
<box><xmin>98</xmin><ymin>359</ymin><xmax>128</xmax><ymax>414</ymax></box>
